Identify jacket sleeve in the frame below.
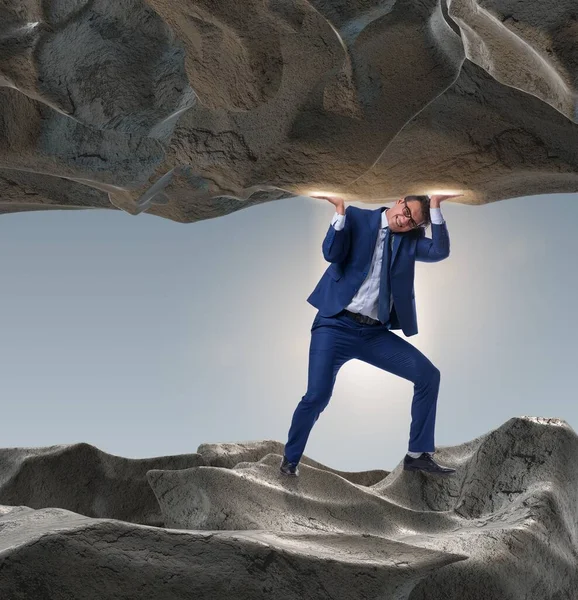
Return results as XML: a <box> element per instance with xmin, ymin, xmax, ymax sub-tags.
<box><xmin>415</xmin><ymin>222</ymin><xmax>450</xmax><ymax>263</ymax></box>
<box><xmin>321</xmin><ymin>205</ymin><xmax>352</xmax><ymax>263</ymax></box>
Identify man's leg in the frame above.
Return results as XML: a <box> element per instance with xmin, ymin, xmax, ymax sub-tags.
<box><xmin>284</xmin><ymin>313</ymin><xmax>359</xmax><ymax>464</ymax></box>
<box><xmin>357</xmin><ymin>326</ymin><xmax>440</xmax><ymax>453</ymax></box>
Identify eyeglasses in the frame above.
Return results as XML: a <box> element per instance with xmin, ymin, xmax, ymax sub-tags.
<box><xmin>401</xmin><ymin>199</ymin><xmax>420</xmax><ymax>229</ymax></box>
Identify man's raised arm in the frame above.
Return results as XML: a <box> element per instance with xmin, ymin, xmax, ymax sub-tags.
<box><xmin>415</xmin><ymin>194</ymin><xmax>461</xmax><ymax>263</ymax></box>
<box><xmin>313</xmin><ymin>195</ymin><xmax>351</xmax><ymax>264</ymax></box>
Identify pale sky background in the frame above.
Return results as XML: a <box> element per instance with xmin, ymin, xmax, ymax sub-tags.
<box><xmin>1</xmin><ymin>192</ymin><xmax>576</xmax><ymax>471</ymax></box>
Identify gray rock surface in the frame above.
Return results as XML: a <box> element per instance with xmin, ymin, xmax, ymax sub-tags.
<box><xmin>0</xmin><ymin>416</ymin><xmax>577</xmax><ymax>598</ymax></box>
<box><xmin>0</xmin><ymin>506</ymin><xmax>463</xmax><ymax>600</ymax></box>
<box><xmin>0</xmin><ymin>440</ymin><xmax>383</xmax><ymax>526</ymax></box>
<box><xmin>0</xmin><ymin>442</ymin><xmax>204</xmax><ymax>526</ymax></box>
<box><xmin>1</xmin><ymin>1</ymin><xmax>577</xmax><ymax>222</ymax></box>
<box><xmin>196</xmin><ymin>439</ymin><xmax>388</xmax><ymax>485</ymax></box>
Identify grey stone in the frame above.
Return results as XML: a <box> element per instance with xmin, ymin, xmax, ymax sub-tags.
<box><xmin>0</xmin><ymin>417</ymin><xmax>577</xmax><ymax>598</ymax></box>
<box><xmin>0</xmin><ymin>442</ymin><xmax>204</xmax><ymax>526</ymax></box>
<box><xmin>196</xmin><ymin>439</ymin><xmax>388</xmax><ymax>485</ymax></box>
<box><xmin>0</xmin><ymin>0</ymin><xmax>576</xmax><ymax>222</ymax></box>
<box><xmin>0</xmin><ymin>505</ymin><xmax>464</xmax><ymax>600</ymax></box>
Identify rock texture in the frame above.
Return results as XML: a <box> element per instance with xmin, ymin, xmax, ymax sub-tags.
<box><xmin>1</xmin><ymin>0</ymin><xmax>577</xmax><ymax>222</ymax></box>
<box><xmin>0</xmin><ymin>416</ymin><xmax>577</xmax><ymax>599</ymax></box>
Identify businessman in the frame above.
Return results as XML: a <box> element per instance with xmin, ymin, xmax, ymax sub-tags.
<box><xmin>281</xmin><ymin>193</ymin><xmax>462</xmax><ymax>476</ymax></box>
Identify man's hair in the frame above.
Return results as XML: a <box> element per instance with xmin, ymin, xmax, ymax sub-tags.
<box><xmin>403</xmin><ymin>195</ymin><xmax>431</xmax><ymax>228</ymax></box>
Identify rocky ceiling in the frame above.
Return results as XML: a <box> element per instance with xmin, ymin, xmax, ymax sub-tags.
<box><xmin>1</xmin><ymin>0</ymin><xmax>577</xmax><ymax>223</ymax></box>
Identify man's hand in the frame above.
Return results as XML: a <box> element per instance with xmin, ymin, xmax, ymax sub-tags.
<box><xmin>429</xmin><ymin>194</ymin><xmax>463</xmax><ymax>209</ymax></box>
<box><xmin>311</xmin><ymin>194</ymin><xmax>345</xmax><ymax>215</ymax></box>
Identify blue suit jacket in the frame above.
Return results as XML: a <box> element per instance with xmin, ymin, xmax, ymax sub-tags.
<box><xmin>307</xmin><ymin>206</ymin><xmax>450</xmax><ymax>337</ymax></box>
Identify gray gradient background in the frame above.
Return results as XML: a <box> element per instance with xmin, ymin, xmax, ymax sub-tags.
<box><xmin>1</xmin><ymin>193</ymin><xmax>576</xmax><ymax>471</ymax></box>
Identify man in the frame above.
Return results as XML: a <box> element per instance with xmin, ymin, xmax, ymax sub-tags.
<box><xmin>280</xmin><ymin>193</ymin><xmax>462</xmax><ymax>476</ymax></box>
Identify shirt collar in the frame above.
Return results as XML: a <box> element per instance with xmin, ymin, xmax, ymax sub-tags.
<box><xmin>381</xmin><ymin>208</ymin><xmax>389</xmax><ymax>229</ymax></box>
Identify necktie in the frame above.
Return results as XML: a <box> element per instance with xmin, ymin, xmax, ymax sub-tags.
<box><xmin>377</xmin><ymin>228</ymin><xmax>393</xmax><ymax>324</ymax></box>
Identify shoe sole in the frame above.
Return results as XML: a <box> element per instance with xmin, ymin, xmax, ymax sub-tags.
<box><xmin>279</xmin><ymin>469</ymin><xmax>298</xmax><ymax>477</ymax></box>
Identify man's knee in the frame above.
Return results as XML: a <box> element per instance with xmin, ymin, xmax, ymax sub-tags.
<box><xmin>301</xmin><ymin>388</ymin><xmax>332</xmax><ymax>411</ymax></box>
<box><xmin>416</xmin><ymin>362</ymin><xmax>440</xmax><ymax>385</ymax></box>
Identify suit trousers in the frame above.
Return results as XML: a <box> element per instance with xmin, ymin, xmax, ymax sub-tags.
<box><xmin>284</xmin><ymin>310</ymin><xmax>441</xmax><ymax>464</ymax></box>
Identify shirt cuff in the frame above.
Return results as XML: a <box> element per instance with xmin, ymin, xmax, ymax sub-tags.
<box><xmin>331</xmin><ymin>212</ymin><xmax>346</xmax><ymax>231</ymax></box>
<box><xmin>430</xmin><ymin>207</ymin><xmax>444</xmax><ymax>225</ymax></box>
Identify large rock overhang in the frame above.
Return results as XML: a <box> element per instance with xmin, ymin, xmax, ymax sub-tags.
<box><xmin>0</xmin><ymin>0</ymin><xmax>576</xmax><ymax>223</ymax></box>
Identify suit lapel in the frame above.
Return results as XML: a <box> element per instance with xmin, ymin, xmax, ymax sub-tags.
<box><xmin>381</xmin><ymin>207</ymin><xmax>402</xmax><ymax>266</ymax></box>
<box><xmin>367</xmin><ymin>207</ymin><xmax>383</xmax><ymax>258</ymax></box>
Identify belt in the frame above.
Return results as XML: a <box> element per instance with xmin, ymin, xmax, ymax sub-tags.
<box><xmin>342</xmin><ymin>310</ymin><xmax>382</xmax><ymax>326</ymax></box>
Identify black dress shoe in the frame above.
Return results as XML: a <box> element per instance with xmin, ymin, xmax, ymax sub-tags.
<box><xmin>403</xmin><ymin>453</ymin><xmax>456</xmax><ymax>474</ymax></box>
<box><xmin>280</xmin><ymin>456</ymin><xmax>299</xmax><ymax>476</ymax></box>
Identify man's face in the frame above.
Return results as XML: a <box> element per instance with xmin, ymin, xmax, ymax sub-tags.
<box><xmin>386</xmin><ymin>198</ymin><xmax>424</xmax><ymax>233</ymax></box>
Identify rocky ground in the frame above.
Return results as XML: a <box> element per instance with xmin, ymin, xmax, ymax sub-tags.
<box><xmin>0</xmin><ymin>416</ymin><xmax>576</xmax><ymax>599</ymax></box>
